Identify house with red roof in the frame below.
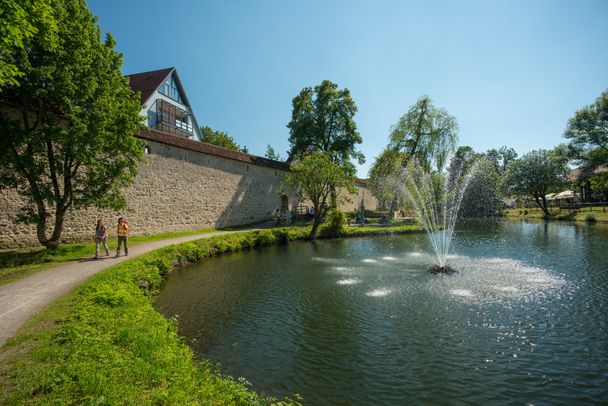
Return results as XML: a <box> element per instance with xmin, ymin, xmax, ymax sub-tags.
<box><xmin>127</xmin><ymin>67</ymin><xmax>202</xmax><ymax>141</ymax></box>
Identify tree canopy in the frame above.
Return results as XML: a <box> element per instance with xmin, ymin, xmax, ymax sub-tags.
<box><xmin>287</xmin><ymin>80</ymin><xmax>364</xmax><ymax>166</ymax></box>
<box><xmin>283</xmin><ymin>151</ymin><xmax>354</xmax><ymax>239</ymax></box>
<box><xmin>501</xmin><ymin>148</ymin><xmax>569</xmax><ymax>216</ymax></box>
<box><xmin>199</xmin><ymin>126</ymin><xmax>242</xmax><ymax>152</ymax></box>
<box><xmin>389</xmin><ymin>96</ymin><xmax>458</xmax><ymax>172</ymax></box>
<box><xmin>565</xmin><ymin>89</ymin><xmax>608</xmax><ymax>159</ymax></box>
<box><xmin>0</xmin><ymin>0</ymin><xmax>144</xmax><ymax>248</ymax></box>
<box><xmin>264</xmin><ymin>144</ymin><xmax>282</xmax><ymax>161</ymax></box>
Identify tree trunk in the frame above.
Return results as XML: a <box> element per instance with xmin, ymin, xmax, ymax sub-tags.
<box><xmin>309</xmin><ymin>214</ymin><xmax>321</xmax><ymax>239</ymax></box>
<box><xmin>533</xmin><ymin>195</ymin><xmax>550</xmax><ymax>217</ymax></box>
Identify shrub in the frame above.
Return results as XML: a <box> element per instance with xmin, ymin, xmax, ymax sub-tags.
<box><xmin>585</xmin><ymin>213</ymin><xmax>597</xmax><ymax>222</ymax></box>
<box><xmin>319</xmin><ymin>209</ymin><xmax>347</xmax><ymax>237</ymax></box>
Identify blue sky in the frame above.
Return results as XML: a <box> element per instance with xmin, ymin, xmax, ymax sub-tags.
<box><xmin>89</xmin><ymin>0</ymin><xmax>608</xmax><ymax>177</ymax></box>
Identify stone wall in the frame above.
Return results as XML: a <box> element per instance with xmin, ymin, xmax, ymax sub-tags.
<box><xmin>0</xmin><ymin>139</ymin><xmax>378</xmax><ymax>248</ymax></box>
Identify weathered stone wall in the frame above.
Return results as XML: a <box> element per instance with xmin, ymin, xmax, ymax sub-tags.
<box><xmin>0</xmin><ymin>140</ymin><xmax>378</xmax><ymax>248</ymax></box>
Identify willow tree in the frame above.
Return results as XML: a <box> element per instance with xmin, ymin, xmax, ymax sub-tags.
<box><xmin>0</xmin><ymin>0</ymin><xmax>144</xmax><ymax>249</ymax></box>
<box><xmin>389</xmin><ymin>96</ymin><xmax>458</xmax><ymax>172</ymax></box>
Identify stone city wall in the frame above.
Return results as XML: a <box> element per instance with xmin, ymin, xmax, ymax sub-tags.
<box><xmin>0</xmin><ymin>138</ymin><xmax>377</xmax><ymax>248</ymax></box>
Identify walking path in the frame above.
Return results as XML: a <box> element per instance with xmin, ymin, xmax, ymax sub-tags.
<box><xmin>0</xmin><ymin>230</ymin><xmax>249</xmax><ymax>348</ymax></box>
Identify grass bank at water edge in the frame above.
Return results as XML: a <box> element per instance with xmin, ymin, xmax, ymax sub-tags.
<box><xmin>0</xmin><ymin>224</ymin><xmax>422</xmax><ymax>405</ymax></box>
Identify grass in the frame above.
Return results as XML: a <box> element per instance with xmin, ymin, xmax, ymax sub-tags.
<box><xmin>0</xmin><ymin>227</ymin><xmax>219</xmax><ymax>286</ymax></box>
<box><xmin>503</xmin><ymin>206</ymin><xmax>608</xmax><ymax>223</ymax></box>
<box><xmin>0</xmin><ymin>224</ymin><xmax>422</xmax><ymax>405</ymax></box>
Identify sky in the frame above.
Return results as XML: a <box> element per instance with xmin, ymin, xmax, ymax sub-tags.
<box><xmin>89</xmin><ymin>0</ymin><xmax>608</xmax><ymax>177</ymax></box>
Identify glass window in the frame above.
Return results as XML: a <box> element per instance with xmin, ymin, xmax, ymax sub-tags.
<box><xmin>159</xmin><ymin>74</ymin><xmax>183</xmax><ymax>103</ymax></box>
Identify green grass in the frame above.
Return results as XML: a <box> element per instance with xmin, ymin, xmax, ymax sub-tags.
<box><xmin>504</xmin><ymin>206</ymin><xmax>608</xmax><ymax>222</ymax></box>
<box><xmin>0</xmin><ymin>224</ymin><xmax>422</xmax><ymax>405</ymax></box>
<box><xmin>0</xmin><ymin>227</ymin><xmax>218</xmax><ymax>286</ymax></box>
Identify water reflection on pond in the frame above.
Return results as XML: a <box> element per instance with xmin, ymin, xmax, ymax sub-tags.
<box><xmin>154</xmin><ymin>221</ymin><xmax>608</xmax><ymax>405</ymax></box>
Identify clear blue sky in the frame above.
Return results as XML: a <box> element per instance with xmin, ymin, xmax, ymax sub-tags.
<box><xmin>89</xmin><ymin>0</ymin><xmax>608</xmax><ymax>177</ymax></box>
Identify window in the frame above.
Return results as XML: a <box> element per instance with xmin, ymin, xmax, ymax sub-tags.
<box><xmin>159</xmin><ymin>74</ymin><xmax>183</xmax><ymax>103</ymax></box>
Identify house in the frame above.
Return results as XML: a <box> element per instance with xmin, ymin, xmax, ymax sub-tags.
<box><xmin>567</xmin><ymin>165</ymin><xmax>608</xmax><ymax>202</ymax></box>
<box><xmin>127</xmin><ymin>67</ymin><xmax>202</xmax><ymax>141</ymax></box>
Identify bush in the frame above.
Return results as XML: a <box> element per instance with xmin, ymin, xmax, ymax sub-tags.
<box><xmin>319</xmin><ymin>209</ymin><xmax>347</xmax><ymax>237</ymax></box>
<box><xmin>585</xmin><ymin>213</ymin><xmax>597</xmax><ymax>222</ymax></box>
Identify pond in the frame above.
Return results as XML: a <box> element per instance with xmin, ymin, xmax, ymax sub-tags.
<box><xmin>154</xmin><ymin>221</ymin><xmax>608</xmax><ymax>405</ymax></box>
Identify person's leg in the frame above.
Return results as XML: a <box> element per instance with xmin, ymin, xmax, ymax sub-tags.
<box><xmin>124</xmin><ymin>237</ymin><xmax>128</xmax><ymax>255</ymax></box>
<box><xmin>102</xmin><ymin>238</ymin><xmax>109</xmax><ymax>256</ymax></box>
<box><xmin>95</xmin><ymin>239</ymin><xmax>101</xmax><ymax>258</ymax></box>
<box><xmin>116</xmin><ymin>237</ymin><xmax>123</xmax><ymax>256</ymax></box>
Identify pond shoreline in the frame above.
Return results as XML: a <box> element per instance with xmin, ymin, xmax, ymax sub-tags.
<box><xmin>0</xmin><ymin>224</ymin><xmax>422</xmax><ymax>404</ymax></box>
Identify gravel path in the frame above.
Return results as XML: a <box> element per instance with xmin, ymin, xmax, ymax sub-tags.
<box><xmin>0</xmin><ymin>230</ymin><xmax>247</xmax><ymax>347</ymax></box>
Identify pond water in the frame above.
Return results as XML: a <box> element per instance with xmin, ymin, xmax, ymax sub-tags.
<box><xmin>154</xmin><ymin>221</ymin><xmax>608</xmax><ymax>405</ymax></box>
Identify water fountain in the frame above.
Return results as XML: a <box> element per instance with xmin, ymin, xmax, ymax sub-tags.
<box><xmin>398</xmin><ymin>159</ymin><xmax>478</xmax><ymax>274</ymax></box>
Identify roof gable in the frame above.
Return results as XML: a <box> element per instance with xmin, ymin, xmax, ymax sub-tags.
<box><xmin>126</xmin><ymin>67</ymin><xmax>174</xmax><ymax>105</ymax></box>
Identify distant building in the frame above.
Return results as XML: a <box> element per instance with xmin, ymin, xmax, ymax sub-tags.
<box><xmin>127</xmin><ymin>67</ymin><xmax>202</xmax><ymax>141</ymax></box>
<box><xmin>567</xmin><ymin>165</ymin><xmax>608</xmax><ymax>202</ymax></box>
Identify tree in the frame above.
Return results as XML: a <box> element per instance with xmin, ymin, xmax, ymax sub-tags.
<box><xmin>485</xmin><ymin>146</ymin><xmax>518</xmax><ymax>174</ymax></box>
<box><xmin>368</xmin><ymin>148</ymin><xmax>404</xmax><ymax>209</ymax></box>
<box><xmin>287</xmin><ymin>80</ymin><xmax>364</xmax><ymax>165</ymax></box>
<box><xmin>0</xmin><ymin>0</ymin><xmax>144</xmax><ymax>249</ymax></box>
<box><xmin>458</xmin><ymin>158</ymin><xmax>503</xmax><ymax>218</ymax></box>
<box><xmin>199</xmin><ymin>126</ymin><xmax>242</xmax><ymax>152</ymax></box>
<box><xmin>0</xmin><ymin>0</ymin><xmax>57</xmax><ymax>87</ymax></box>
<box><xmin>565</xmin><ymin>89</ymin><xmax>608</xmax><ymax>162</ymax></box>
<box><xmin>501</xmin><ymin>148</ymin><xmax>569</xmax><ymax>216</ymax></box>
<box><xmin>283</xmin><ymin>152</ymin><xmax>354</xmax><ymax>239</ymax></box>
<box><xmin>264</xmin><ymin>144</ymin><xmax>282</xmax><ymax>161</ymax></box>
<box><xmin>389</xmin><ymin>96</ymin><xmax>458</xmax><ymax>172</ymax></box>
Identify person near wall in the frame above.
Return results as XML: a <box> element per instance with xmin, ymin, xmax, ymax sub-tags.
<box><xmin>285</xmin><ymin>208</ymin><xmax>292</xmax><ymax>225</ymax></box>
<box><xmin>116</xmin><ymin>217</ymin><xmax>129</xmax><ymax>257</ymax></box>
<box><xmin>94</xmin><ymin>219</ymin><xmax>110</xmax><ymax>259</ymax></box>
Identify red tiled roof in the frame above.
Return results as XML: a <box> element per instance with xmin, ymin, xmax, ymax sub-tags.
<box><xmin>137</xmin><ymin>129</ymin><xmax>291</xmax><ymax>171</ymax></box>
<box><xmin>126</xmin><ymin>68</ymin><xmax>174</xmax><ymax>105</ymax></box>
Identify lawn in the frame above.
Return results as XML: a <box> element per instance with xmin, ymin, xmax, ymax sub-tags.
<box><xmin>503</xmin><ymin>206</ymin><xmax>608</xmax><ymax>222</ymax></box>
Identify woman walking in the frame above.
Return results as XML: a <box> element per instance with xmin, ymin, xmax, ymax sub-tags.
<box><xmin>94</xmin><ymin>219</ymin><xmax>109</xmax><ymax>259</ymax></box>
<box><xmin>116</xmin><ymin>217</ymin><xmax>129</xmax><ymax>257</ymax></box>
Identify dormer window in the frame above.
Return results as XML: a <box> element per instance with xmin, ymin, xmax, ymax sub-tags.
<box><xmin>159</xmin><ymin>74</ymin><xmax>183</xmax><ymax>103</ymax></box>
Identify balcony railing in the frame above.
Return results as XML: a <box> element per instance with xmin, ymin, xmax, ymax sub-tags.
<box><xmin>155</xmin><ymin>99</ymin><xmax>193</xmax><ymax>138</ymax></box>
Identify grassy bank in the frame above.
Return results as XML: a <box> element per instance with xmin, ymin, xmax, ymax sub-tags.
<box><xmin>503</xmin><ymin>207</ymin><xmax>608</xmax><ymax>223</ymax></box>
<box><xmin>0</xmin><ymin>227</ymin><xmax>219</xmax><ymax>286</ymax></box>
<box><xmin>0</xmin><ymin>224</ymin><xmax>421</xmax><ymax>405</ymax></box>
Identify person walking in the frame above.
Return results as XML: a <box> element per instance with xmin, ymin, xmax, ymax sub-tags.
<box><xmin>116</xmin><ymin>217</ymin><xmax>129</xmax><ymax>257</ymax></box>
<box><xmin>94</xmin><ymin>219</ymin><xmax>109</xmax><ymax>259</ymax></box>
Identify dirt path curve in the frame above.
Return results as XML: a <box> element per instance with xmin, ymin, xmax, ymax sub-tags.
<box><xmin>0</xmin><ymin>230</ymin><xmax>250</xmax><ymax>347</ymax></box>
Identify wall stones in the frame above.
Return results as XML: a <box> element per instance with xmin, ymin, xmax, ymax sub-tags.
<box><xmin>0</xmin><ymin>140</ymin><xmax>377</xmax><ymax>248</ymax></box>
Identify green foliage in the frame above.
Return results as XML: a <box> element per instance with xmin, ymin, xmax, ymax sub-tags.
<box><xmin>589</xmin><ymin>172</ymin><xmax>608</xmax><ymax>200</ymax></box>
<box><xmin>287</xmin><ymin>80</ymin><xmax>364</xmax><ymax>166</ymax></box>
<box><xmin>199</xmin><ymin>125</ymin><xmax>243</xmax><ymax>152</ymax></box>
<box><xmin>585</xmin><ymin>213</ymin><xmax>597</xmax><ymax>222</ymax></box>
<box><xmin>484</xmin><ymin>146</ymin><xmax>518</xmax><ymax>174</ymax></box>
<box><xmin>0</xmin><ymin>0</ymin><xmax>144</xmax><ymax>249</ymax></box>
<box><xmin>458</xmin><ymin>158</ymin><xmax>504</xmax><ymax>218</ymax></box>
<box><xmin>284</xmin><ymin>152</ymin><xmax>355</xmax><ymax>238</ymax></box>
<box><xmin>0</xmin><ymin>0</ymin><xmax>57</xmax><ymax>87</ymax></box>
<box><xmin>502</xmin><ymin>148</ymin><xmax>569</xmax><ymax>216</ymax></box>
<box><xmin>389</xmin><ymin>96</ymin><xmax>458</xmax><ymax>172</ymax></box>
<box><xmin>319</xmin><ymin>209</ymin><xmax>347</xmax><ymax>237</ymax></box>
<box><xmin>0</xmin><ymin>225</ymin><xmax>425</xmax><ymax>404</ymax></box>
<box><xmin>368</xmin><ymin>148</ymin><xmax>404</xmax><ymax>208</ymax></box>
<box><xmin>564</xmin><ymin>89</ymin><xmax>608</xmax><ymax>160</ymax></box>
<box><xmin>265</xmin><ymin>144</ymin><xmax>282</xmax><ymax>161</ymax></box>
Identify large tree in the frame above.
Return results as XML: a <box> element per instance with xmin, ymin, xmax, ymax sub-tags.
<box><xmin>368</xmin><ymin>148</ymin><xmax>404</xmax><ymax>209</ymax></box>
<box><xmin>287</xmin><ymin>80</ymin><xmax>364</xmax><ymax>165</ymax></box>
<box><xmin>501</xmin><ymin>148</ymin><xmax>569</xmax><ymax>216</ymax></box>
<box><xmin>565</xmin><ymin>89</ymin><xmax>608</xmax><ymax>161</ymax></box>
<box><xmin>485</xmin><ymin>146</ymin><xmax>518</xmax><ymax>174</ymax></box>
<box><xmin>199</xmin><ymin>126</ymin><xmax>242</xmax><ymax>152</ymax></box>
<box><xmin>389</xmin><ymin>96</ymin><xmax>458</xmax><ymax>172</ymax></box>
<box><xmin>0</xmin><ymin>0</ymin><xmax>57</xmax><ymax>87</ymax></box>
<box><xmin>283</xmin><ymin>152</ymin><xmax>354</xmax><ymax>239</ymax></box>
<box><xmin>0</xmin><ymin>0</ymin><xmax>144</xmax><ymax>249</ymax></box>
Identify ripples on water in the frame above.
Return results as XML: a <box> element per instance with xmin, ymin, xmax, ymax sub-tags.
<box><xmin>154</xmin><ymin>221</ymin><xmax>608</xmax><ymax>405</ymax></box>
